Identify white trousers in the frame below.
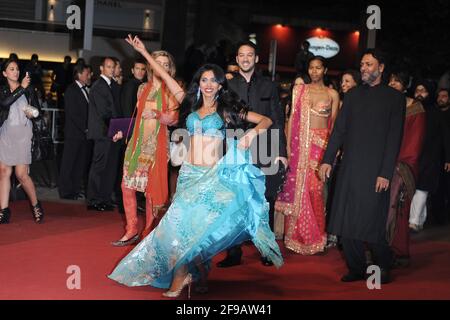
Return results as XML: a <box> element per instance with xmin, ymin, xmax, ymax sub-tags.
<box><xmin>409</xmin><ymin>190</ymin><xmax>428</xmax><ymax>227</ymax></box>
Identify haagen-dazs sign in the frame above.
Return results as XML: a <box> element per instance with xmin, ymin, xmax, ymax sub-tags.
<box><xmin>307</xmin><ymin>37</ymin><xmax>340</xmax><ymax>58</ymax></box>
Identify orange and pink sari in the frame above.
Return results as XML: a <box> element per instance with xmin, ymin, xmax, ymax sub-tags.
<box><xmin>275</xmin><ymin>84</ymin><xmax>329</xmax><ymax>255</ymax></box>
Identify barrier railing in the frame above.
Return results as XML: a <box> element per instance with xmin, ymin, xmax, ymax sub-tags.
<box><xmin>41</xmin><ymin>107</ymin><xmax>64</xmax><ymax>144</ymax></box>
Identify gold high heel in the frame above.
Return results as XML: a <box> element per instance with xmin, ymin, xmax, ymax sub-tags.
<box><xmin>162</xmin><ymin>273</ymin><xmax>193</xmax><ymax>299</ymax></box>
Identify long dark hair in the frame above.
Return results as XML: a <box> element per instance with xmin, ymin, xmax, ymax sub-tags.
<box><xmin>178</xmin><ymin>64</ymin><xmax>248</xmax><ymax>129</ymax></box>
<box><xmin>1</xmin><ymin>58</ymin><xmax>20</xmax><ymax>79</ymax></box>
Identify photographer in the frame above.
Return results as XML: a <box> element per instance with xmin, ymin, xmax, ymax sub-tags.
<box><xmin>0</xmin><ymin>58</ymin><xmax>44</xmax><ymax>224</ymax></box>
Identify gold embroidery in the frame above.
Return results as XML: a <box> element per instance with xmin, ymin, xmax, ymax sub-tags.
<box><xmin>279</xmin><ymin>85</ymin><xmax>329</xmax><ymax>254</ymax></box>
<box><xmin>283</xmin><ymin>84</ymin><xmax>311</xmax><ymax>244</ymax></box>
<box><xmin>285</xmin><ymin>236</ymin><xmax>327</xmax><ymax>255</ymax></box>
<box><xmin>406</xmin><ymin>101</ymin><xmax>425</xmax><ymax>117</ymax></box>
<box><xmin>311</xmin><ymin>133</ymin><xmax>328</xmax><ymax>149</ymax></box>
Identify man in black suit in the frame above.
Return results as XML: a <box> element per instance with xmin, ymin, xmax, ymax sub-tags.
<box><xmin>111</xmin><ymin>57</ymin><xmax>123</xmax><ymax>114</ymax></box>
<box><xmin>58</xmin><ymin>63</ymin><xmax>92</xmax><ymax>200</ymax></box>
<box><xmin>120</xmin><ymin>58</ymin><xmax>147</xmax><ymax>117</ymax></box>
<box><xmin>86</xmin><ymin>57</ymin><xmax>121</xmax><ymax>211</ymax></box>
<box><xmin>217</xmin><ymin>41</ymin><xmax>288</xmax><ymax>267</ymax></box>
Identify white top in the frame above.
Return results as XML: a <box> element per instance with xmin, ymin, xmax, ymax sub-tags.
<box><xmin>76</xmin><ymin>80</ymin><xmax>89</xmax><ymax>102</ymax></box>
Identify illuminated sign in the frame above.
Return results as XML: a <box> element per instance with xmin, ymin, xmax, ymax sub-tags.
<box><xmin>307</xmin><ymin>37</ymin><xmax>340</xmax><ymax>58</ymax></box>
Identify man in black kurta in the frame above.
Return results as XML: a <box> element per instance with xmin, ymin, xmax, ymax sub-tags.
<box><xmin>320</xmin><ymin>49</ymin><xmax>405</xmax><ymax>283</ymax></box>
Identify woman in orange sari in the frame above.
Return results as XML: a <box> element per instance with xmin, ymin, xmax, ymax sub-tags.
<box><xmin>276</xmin><ymin>56</ymin><xmax>339</xmax><ymax>255</ymax></box>
<box><xmin>111</xmin><ymin>50</ymin><xmax>184</xmax><ymax>246</ymax></box>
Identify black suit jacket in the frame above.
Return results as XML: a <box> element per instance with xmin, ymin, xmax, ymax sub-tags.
<box><xmin>87</xmin><ymin>77</ymin><xmax>118</xmax><ymax>140</ymax></box>
<box><xmin>64</xmin><ymin>82</ymin><xmax>89</xmax><ymax>140</ymax></box>
<box><xmin>228</xmin><ymin>72</ymin><xmax>287</xmax><ymax>159</ymax></box>
<box><xmin>111</xmin><ymin>79</ymin><xmax>123</xmax><ymax>118</ymax></box>
<box><xmin>120</xmin><ymin>78</ymin><xmax>143</xmax><ymax>117</ymax></box>
<box><xmin>0</xmin><ymin>85</ymin><xmax>40</xmax><ymax>128</ymax></box>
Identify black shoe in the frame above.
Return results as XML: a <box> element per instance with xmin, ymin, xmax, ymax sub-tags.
<box><xmin>0</xmin><ymin>208</ymin><xmax>11</xmax><ymax>224</ymax></box>
<box><xmin>315</xmin><ymin>248</ymin><xmax>328</xmax><ymax>256</ymax></box>
<box><xmin>87</xmin><ymin>204</ymin><xmax>107</xmax><ymax>212</ymax></box>
<box><xmin>261</xmin><ymin>257</ymin><xmax>274</xmax><ymax>266</ymax></box>
<box><xmin>75</xmin><ymin>192</ymin><xmax>86</xmax><ymax>200</ymax></box>
<box><xmin>111</xmin><ymin>234</ymin><xmax>140</xmax><ymax>247</ymax></box>
<box><xmin>392</xmin><ymin>257</ymin><xmax>410</xmax><ymax>269</ymax></box>
<box><xmin>31</xmin><ymin>201</ymin><xmax>44</xmax><ymax>223</ymax></box>
<box><xmin>102</xmin><ymin>203</ymin><xmax>115</xmax><ymax>211</ymax></box>
<box><xmin>216</xmin><ymin>256</ymin><xmax>242</xmax><ymax>268</ymax></box>
<box><xmin>341</xmin><ymin>273</ymin><xmax>365</xmax><ymax>282</ymax></box>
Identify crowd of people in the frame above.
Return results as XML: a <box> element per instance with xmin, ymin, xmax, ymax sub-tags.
<box><xmin>1</xmin><ymin>35</ymin><xmax>450</xmax><ymax>297</ymax></box>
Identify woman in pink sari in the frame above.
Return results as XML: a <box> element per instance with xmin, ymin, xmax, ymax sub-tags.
<box><xmin>276</xmin><ymin>56</ymin><xmax>339</xmax><ymax>255</ymax></box>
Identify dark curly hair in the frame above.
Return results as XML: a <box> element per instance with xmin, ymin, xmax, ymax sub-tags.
<box><xmin>178</xmin><ymin>63</ymin><xmax>249</xmax><ymax>130</ymax></box>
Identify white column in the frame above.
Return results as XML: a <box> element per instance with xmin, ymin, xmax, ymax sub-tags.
<box><xmin>35</xmin><ymin>0</ymin><xmax>44</xmax><ymax>21</ymax></box>
<box><xmin>83</xmin><ymin>0</ymin><xmax>94</xmax><ymax>51</ymax></box>
<box><xmin>367</xmin><ymin>29</ymin><xmax>377</xmax><ymax>49</ymax></box>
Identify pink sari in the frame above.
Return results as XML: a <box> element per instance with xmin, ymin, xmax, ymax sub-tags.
<box><xmin>275</xmin><ymin>84</ymin><xmax>329</xmax><ymax>255</ymax></box>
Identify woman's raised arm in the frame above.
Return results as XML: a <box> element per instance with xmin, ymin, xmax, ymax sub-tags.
<box><xmin>125</xmin><ymin>34</ymin><xmax>185</xmax><ymax>104</ymax></box>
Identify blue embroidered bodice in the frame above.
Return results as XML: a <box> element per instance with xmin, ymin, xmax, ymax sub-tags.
<box><xmin>186</xmin><ymin>111</ymin><xmax>225</xmax><ymax>139</ymax></box>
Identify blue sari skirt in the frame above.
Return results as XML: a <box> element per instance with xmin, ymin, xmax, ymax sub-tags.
<box><xmin>108</xmin><ymin>141</ymin><xmax>283</xmax><ymax>289</ymax></box>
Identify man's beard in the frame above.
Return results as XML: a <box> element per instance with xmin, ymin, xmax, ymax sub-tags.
<box><xmin>438</xmin><ymin>101</ymin><xmax>449</xmax><ymax>109</ymax></box>
<box><xmin>416</xmin><ymin>95</ymin><xmax>425</xmax><ymax>101</ymax></box>
<box><xmin>362</xmin><ymin>70</ymin><xmax>381</xmax><ymax>85</ymax></box>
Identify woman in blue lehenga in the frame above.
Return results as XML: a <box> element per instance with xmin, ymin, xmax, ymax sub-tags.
<box><xmin>108</xmin><ymin>35</ymin><xmax>283</xmax><ymax>298</ymax></box>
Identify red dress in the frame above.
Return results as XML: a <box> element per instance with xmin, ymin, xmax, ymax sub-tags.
<box><xmin>387</xmin><ymin>100</ymin><xmax>426</xmax><ymax>257</ymax></box>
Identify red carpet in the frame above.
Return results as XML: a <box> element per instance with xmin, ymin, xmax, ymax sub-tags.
<box><xmin>1</xmin><ymin>200</ymin><xmax>449</xmax><ymax>300</ymax></box>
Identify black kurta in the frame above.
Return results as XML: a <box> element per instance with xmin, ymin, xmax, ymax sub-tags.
<box><xmin>322</xmin><ymin>84</ymin><xmax>406</xmax><ymax>245</ymax></box>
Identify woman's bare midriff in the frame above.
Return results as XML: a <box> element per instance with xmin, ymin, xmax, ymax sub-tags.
<box><xmin>143</xmin><ymin>101</ymin><xmax>158</xmax><ymax>136</ymax></box>
<box><xmin>185</xmin><ymin>136</ymin><xmax>223</xmax><ymax>167</ymax></box>
<box><xmin>310</xmin><ymin>115</ymin><xmax>330</xmax><ymax>129</ymax></box>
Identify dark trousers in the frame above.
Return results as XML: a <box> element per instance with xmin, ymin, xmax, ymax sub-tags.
<box><xmin>87</xmin><ymin>138</ymin><xmax>120</xmax><ymax>205</ymax></box>
<box><xmin>58</xmin><ymin>138</ymin><xmax>88</xmax><ymax>198</ymax></box>
<box><xmin>341</xmin><ymin>238</ymin><xmax>393</xmax><ymax>276</ymax></box>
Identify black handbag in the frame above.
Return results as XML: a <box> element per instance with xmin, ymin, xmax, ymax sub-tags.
<box><xmin>31</xmin><ymin>114</ymin><xmax>54</xmax><ymax>162</ymax></box>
